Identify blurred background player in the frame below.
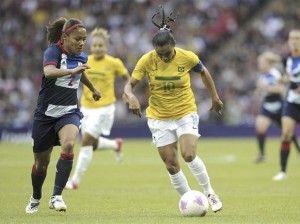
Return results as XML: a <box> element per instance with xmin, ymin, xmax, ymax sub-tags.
<box><xmin>65</xmin><ymin>28</ymin><xmax>130</xmax><ymax>190</ymax></box>
<box><xmin>25</xmin><ymin>17</ymin><xmax>100</xmax><ymax>213</ymax></box>
<box><xmin>273</xmin><ymin>29</ymin><xmax>300</xmax><ymax>181</ymax></box>
<box><xmin>253</xmin><ymin>52</ymin><xmax>300</xmax><ymax>163</ymax></box>
<box><xmin>124</xmin><ymin>7</ymin><xmax>223</xmax><ymax>212</ymax></box>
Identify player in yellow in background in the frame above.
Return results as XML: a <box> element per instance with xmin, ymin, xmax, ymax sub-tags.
<box><xmin>124</xmin><ymin>7</ymin><xmax>223</xmax><ymax>213</ymax></box>
<box><xmin>66</xmin><ymin>28</ymin><xmax>130</xmax><ymax>190</ymax></box>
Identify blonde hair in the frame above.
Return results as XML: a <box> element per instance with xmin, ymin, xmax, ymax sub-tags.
<box><xmin>258</xmin><ymin>52</ymin><xmax>281</xmax><ymax>64</ymax></box>
<box><xmin>91</xmin><ymin>28</ymin><xmax>110</xmax><ymax>44</ymax></box>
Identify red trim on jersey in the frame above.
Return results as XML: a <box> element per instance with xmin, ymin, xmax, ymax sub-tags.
<box><xmin>60</xmin><ymin>153</ymin><xmax>74</xmax><ymax>160</ymax></box>
<box><xmin>43</xmin><ymin>61</ymin><xmax>57</xmax><ymax>67</ymax></box>
<box><xmin>281</xmin><ymin>141</ymin><xmax>290</xmax><ymax>151</ymax></box>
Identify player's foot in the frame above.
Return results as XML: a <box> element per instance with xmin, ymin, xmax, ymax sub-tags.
<box><xmin>65</xmin><ymin>180</ymin><xmax>78</xmax><ymax>190</ymax></box>
<box><xmin>49</xmin><ymin>195</ymin><xmax>67</xmax><ymax>211</ymax></box>
<box><xmin>115</xmin><ymin>138</ymin><xmax>123</xmax><ymax>162</ymax></box>
<box><xmin>207</xmin><ymin>194</ymin><xmax>222</xmax><ymax>212</ymax></box>
<box><xmin>25</xmin><ymin>196</ymin><xmax>40</xmax><ymax>214</ymax></box>
<box><xmin>254</xmin><ymin>154</ymin><xmax>265</xmax><ymax>163</ymax></box>
<box><xmin>272</xmin><ymin>171</ymin><xmax>287</xmax><ymax>181</ymax></box>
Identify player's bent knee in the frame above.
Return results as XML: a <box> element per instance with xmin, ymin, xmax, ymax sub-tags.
<box><xmin>61</xmin><ymin>140</ymin><xmax>76</xmax><ymax>153</ymax></box>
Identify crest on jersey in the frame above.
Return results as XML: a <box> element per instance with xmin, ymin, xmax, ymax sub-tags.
<box><xmin>178</xmin><ymin>67</ymin><xmax>184</xmax><ymax>72</ymax></box>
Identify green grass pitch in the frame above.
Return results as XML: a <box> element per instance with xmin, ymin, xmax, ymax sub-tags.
<box><xmin>0</xmin><ymin>138</ymin><xmax>299</xmax><ymax>224</ymax></box>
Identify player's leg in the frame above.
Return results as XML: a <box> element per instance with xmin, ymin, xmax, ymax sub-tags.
<box><xmin>97</xmin><ymin>137</ymin><xmax>123</xmax><ymax>161</ymax></box>
<box><xmin>291</xmin><ymin>135</ymin><xmax>300</xmax><ymax>154</ymax></box>
<box><xmin>50</xmin><ymin>114</ymin><xmax>81</xmax><ymax>211</ymax></box>
<box><xmin>158</xmin><ymin>143</ymin><xmax>191</xmax><ymax>195</ymax></box>
<box><xmin>66</xmin><ymin>132</ymin><xmax>96</xmax><ymax>189</ymax></box>
<box><xmin>26</xmin><ymin>119</ymin><xmax>55</xmax><ymax>213</ymax></box>
<box><xmin>177</xmin><ymin>112</ymin><xmax>222</xmax><ymax>212</ymax></box>
<box><xmin>66</xmin><ymin>108</ymin><xmax>101</xmax><ymax>189</ymax></box>
<box><xmin>273</xmin><ymin>116</ymin><xmax>296</xmax><ymax>181</ymax></box>
<box><xmin>95</xmin><ymin>105</ymin><xmax>123</xmax><ymax>161</ymax></box>
<box><xmin>148</xmin><ymin>118</ymin><xmax>191</xmax><ymax>196</ymax></box>
<box><xmin>254</xmin><ymin>115</ymin><xmax>272</xmax><ymax>163</ymax></box>
<box><xmin>25</xmin><ymin>148</ymin><xmax>52</xmax><ymax>213</ymax></box>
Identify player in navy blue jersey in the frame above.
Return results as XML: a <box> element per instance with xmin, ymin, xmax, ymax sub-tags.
<box><xmin>253</xmin><ymin>52</ymin><xmax>300</xmax><ymax>163</ymax></box>
<box><xmin>25</xmin><ymin>17</ymin><xmax>101</xmax><ymax>213</ymax></box>
<box><xmin>273</xmin><ymin>29</ymin><xmax>300</xmax><ymax>181</ymax></box>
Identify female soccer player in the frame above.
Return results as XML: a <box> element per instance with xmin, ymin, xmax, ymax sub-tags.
<box><xmin>124</xmin><ymin>8</ymin><xmax>223</xmax><ymax>212</ymax></box>
<box><xmin>273</xmin><ymin>29</ymin><xmax>300</xmax><ymax>181</ymax></box>
<box><xmin>253</xmin><ymin>52</ymin><xmax>300</xmax><ymax>163</ymax></box>
<box><xmin>65</xmin><ymin>28</ymin><xmax>130</xmax><ymax>190</ymax></box>
<box><xmin>25</xmin><ymin>17</ymin><xmax>100</xmax><ymax>213</ymax></box>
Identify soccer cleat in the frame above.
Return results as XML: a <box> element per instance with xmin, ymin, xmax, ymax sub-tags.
<box><xmin>115</xmin><ymin>138</ymin><xmax>124</xmax><ymax>162</ymax></box>
<box><xmin>25</xmin><ymin>196</ymin><xmax>40</xmax><ymax>214</ymax></box>
<box><xmin>272</xmin><ymin>172</ymin><xmax>288</xmax><ymax>181</ymax></box>
<box><xmin>49</xmin><ymin>195</ymin><xmax>67</xmax><ymax>211</ymax></box>
<box><xmin>254</xmin><ymin>154</ymin><xmax>266</xmax><ymax>163</ymax></box>
<box><xmin>207</xmin><ymin>194</ymin><xmax>223</xmax><ymax>212</ymax></box>
<box><xmin>65</xmin><ymin>180</ymin><xmax>78</xmax><ymax>190</ymax></box>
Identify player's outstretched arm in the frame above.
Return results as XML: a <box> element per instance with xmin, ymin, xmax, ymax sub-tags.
<box><xmin>124</xmin><ymin>77</ymin><xmax>142</xmax><ymax>117</ymax></box>
<box><xmin>200</xmin><ymin>66</ymin><xmax>223</xmax><ymax>115</ymax></box>
<box><xmin>80</xmin><ymin>72</ymin><xmax>101</xmax><ymax>101</ymax></box>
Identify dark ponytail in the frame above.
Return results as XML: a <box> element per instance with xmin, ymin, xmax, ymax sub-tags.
<box><xmin>152</xmin><ymin>6</ymin><xmax>178</xmax><ymax>47</ymax></box>
<box><xmin>46</xmin><ymin>17</ymin><xmax>67</xmax><ymax>44</ymax></box>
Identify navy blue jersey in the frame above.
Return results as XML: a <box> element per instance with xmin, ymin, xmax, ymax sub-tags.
<box><xmin>34</xmin><ymin>43</ymin><xmax>87</xmax><ymax>119</ymax></box>
<box><xmin>285</xmin><ymin>56</ymin><xmax>300</xmax><ymax>104</ymax></box>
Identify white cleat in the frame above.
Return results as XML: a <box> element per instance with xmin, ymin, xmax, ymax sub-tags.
<box><xmin>25</xmin><ymin>196</ymin><xmax>40</xmax><ymax>214</ymax></box>
<box><xmin>208</xmin><ymin>194</ymin><xmax>223</xmax><ymax>213</ymax></box>
<box><xmin>49</xmin><ymin>195</ymin><xmax>67</xmax><ymax>211</ymax></box>
<box><xmin>65</xmin><ymin>180</ymin><xmax>78</xmax><ymax>190</ymax></box>
<box><xmin>272</xmin><ymin>172</ymin><xmax>287</xmax><ymax>181</ymax></box>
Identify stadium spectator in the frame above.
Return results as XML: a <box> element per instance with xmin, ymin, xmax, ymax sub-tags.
<box><xmin>273</xmin><ymin>29</ymin><xmax>300</xmax><ymax>181</ymax></box>
<box><xmin>25</xmin><ymin>17</ymin><xmax>100</xmax><ymax>213</ymax></box>
<box><xmin>65</xmin><ymin>27</ymin><xmax>130</xmax><ymax>190</ymax></box>
<box><xmin>124</xmin><ymin>7</ymin><xmax>223</xmax><ymax>212</ymax></box>
<box><xmin>253</xmin><ymin>51</ymin><xmax>300</xmax><ymax>163</ymax></box>
<box><xmin>0</xmin><ymin>0</ymin><xmax>262</xmax><ymax>127</ymax></box>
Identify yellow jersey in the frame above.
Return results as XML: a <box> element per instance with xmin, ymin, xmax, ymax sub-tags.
<box><xmin>132</xmin><ymin>47</ymin><xmax>200</xmax><ymax>119</ymax></box>
<box><xmin>81</xmin><ymin>54</ymin><xmax>128</xmax><ymax>108</ymax></box>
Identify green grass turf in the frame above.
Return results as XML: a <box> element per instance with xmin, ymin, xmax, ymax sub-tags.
<box><xmin>0</xmin><ymin>138</ymin><xmax>299</xmax><ymax>224</ymax></box>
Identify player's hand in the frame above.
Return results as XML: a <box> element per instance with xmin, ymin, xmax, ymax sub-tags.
<box><xmin>71</xmin><ymin>64</ymin><xmax>91</xmax><ymax>75</ymax></box>
<box><xmin>92</xmin><ymin>88</ymin><xmax>101</xmax><ymax>101</ymax></box>
<box><xmin>127</xmin><ymin>95</ymin><xmax>142</xmax><ymax>117</ymax></box>
<box><xmin>210</xmin><ymin>98</ymin><xmax>223</xmax><ymax>115</ymax></box>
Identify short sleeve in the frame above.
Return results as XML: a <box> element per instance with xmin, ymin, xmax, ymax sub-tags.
<box><xmin>132</xmin><ymin>56</ymin><xmax>146</xmax><ymax>80</ymax></box>
<box><xmin>114</xmin><ymin>58</ymin><xmax>128</xmax><ymax>76</ymax></box>
<box><xmin>43</xmin><ymin>45</ymin><xmax>60</xmax><ymax>67</ymax></box>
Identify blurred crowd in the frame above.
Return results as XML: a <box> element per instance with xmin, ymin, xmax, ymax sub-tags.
<box><xmin>0</xmin><ymin>0</ymin><xmax>299</xmax><ymax>128</ymax></box>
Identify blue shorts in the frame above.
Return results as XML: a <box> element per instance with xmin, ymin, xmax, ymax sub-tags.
<box><xmin>282</xmin><ymin>101</ymin><xmax>300</xmax><ymax>123</ymax></box>
<box><xmin>260</xmin><ymin>107</ymin><xmax>281</xmax><ymax>125</ymax></box>
<box><xmin>32</xmin><ymin>111</ymin><xmax>83</xmax><ymax>153</ymax></box>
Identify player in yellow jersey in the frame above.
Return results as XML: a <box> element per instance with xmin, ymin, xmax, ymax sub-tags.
<box><xmin>124</xmin><ymin>8</ymin><xmax>223</xmax><ymax>213</ymax></box>
<box><xmin>66</xmin><ymin>28</ymin><xmax>130</xmax><ymax>190</ymax></box>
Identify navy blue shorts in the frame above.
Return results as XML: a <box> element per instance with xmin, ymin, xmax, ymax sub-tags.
<box><xmin>32</xmin><ymin>111</ymin><xmax>83</xmax><ymax>153</ymax></box>
<box><xmin>260</xmin><ymin>107</ymin><xmax>281</xmax><ymax>125</ymax></box>
<box><xmin>282</xmin><ymin>101</ymin><xmax>300</xmax><ymax>123</ymax></box>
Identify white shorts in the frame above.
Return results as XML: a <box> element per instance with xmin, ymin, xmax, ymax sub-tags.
<box><xmin>81</xmin><ymin>104</ymin><xmax>116</xmax><ymax>138</ymax></box>
<box><xmin>147</xmin><ymin>112</ymin><xmax>200</xmax><ymax>147</ymax></box>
